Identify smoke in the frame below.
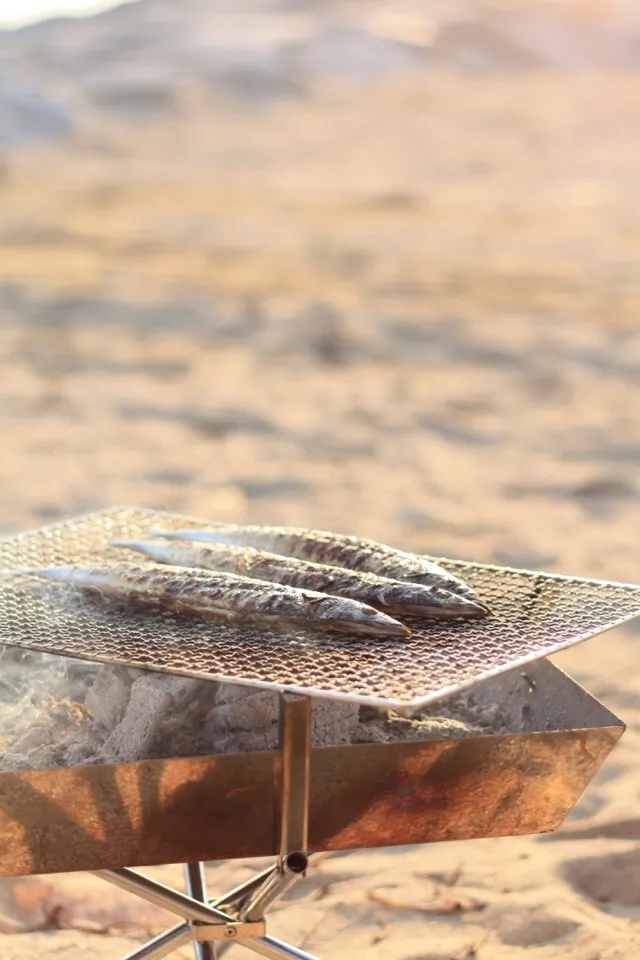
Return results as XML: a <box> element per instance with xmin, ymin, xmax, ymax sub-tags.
<box><xmin>0</xmin><ymin>646</ymin><xmax>507</xmax><ymax>772</ymax></box>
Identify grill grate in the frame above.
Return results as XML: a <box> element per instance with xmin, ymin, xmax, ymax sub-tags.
<box><xmin>1</xmin><ymin>507</ymin><xmax>639</xmax><ymax>709</ymax></box>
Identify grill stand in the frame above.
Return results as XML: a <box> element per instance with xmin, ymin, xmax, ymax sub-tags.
<box><xmin>93</xmin><ymin>693</ymin><xmax>323</xmax><ymax>959</ymax></box>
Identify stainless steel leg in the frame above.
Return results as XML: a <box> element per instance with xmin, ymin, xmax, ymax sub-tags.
<box><xmin>184</xmin><ymin>862</ymin><xmax>216</xmax><ymax>960</ymax></box>
<box><xmin>93</xmin><ymin>868</ymin><xmax>235</xmax><ymax>924</ymax></box>
<box><xmin>103</xmin><ymin>695</ymin><xmax>321</xmax><ymax>959</ymax></box>
<box><xmin>238</xmin><ymin>694</ymin><xmax>312</xmax><ymax>923</ymax></box>
<box><xmin>187</xmin><ymin>854</ymin><xmax>332</xmax><ymax>920</ymax></box>
<box><xmin>235</xmin><ymin>935</ymin><xmax>321</xmax><ymax>960</ymax></box>
<box><xmin>214</xmin><ymin>694</ymin><xmax>316</xmax><ymax>958</ymax></box>
<box><xmin>119</xmin><ymin>924</ymin><xmax>321</xmax><ymax>960</ymax></box>
<box><xmin>97</xmin><ymin>867</ymin><xmax>319</xmax><ymax>959</ymax></box>
<box><xmin>277</xmin><ymin>693</ymin><xmax>311</xmax><ymax>860</ymax></box>
<box><xmin>120</xmin><ymin>922</ymin><xmax>192</xmax><ymax>960</ymax></box>
<box><xmin>212</xmin><ymin>865</ymin><xmax>279</xmax><ymax>914</ymax></box>
<box><xmin>240</xmin><ymin>853</ymin><xmax>308</xmax><ymax>924</ymax></box>
<box><xmin>152</xmin><ymin>855</ymin><xmax>333</xmax><ymax>960</ymax></box>
<box><xmin>184</xmin><ymin>862</ymin><xmax>208</xmax><ymax>905</ymax></box>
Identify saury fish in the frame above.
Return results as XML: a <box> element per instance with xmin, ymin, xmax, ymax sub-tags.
<box><xmin>6</xmin><ymin>562</ymin><xmax>411</xmax><ymax>637</ymax></box>
<box><xmin>151</xmin><ymin>524</ymin><xmax>485</xmax><ymax>607</ymax></box>
<box><xmin>108</xmin><ymin>538</ymin><xmax>487</xmax><ymax>619</ymax></box>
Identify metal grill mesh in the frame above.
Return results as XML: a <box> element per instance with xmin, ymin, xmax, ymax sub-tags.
<box><xmin>1</xmin><ymin>508</ymin><xmax>639</xmax><ymax>709</ymax></box>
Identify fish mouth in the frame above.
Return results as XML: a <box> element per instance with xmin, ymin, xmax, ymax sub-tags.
<box><xmin>348</xmin><ymin>617</ymin><xmax>412</xmax><ymax>638</ymax></box>
<box><xmin>434</xmin><ymin>598</ymin><xmax>491</xmax><ymax>619</ymax></box>
<box><xmin>401</xmin><ymin>572</ymin><xmax>481</xmax><ymax>600</ymax></box>
<box><xmin>386</xmin><ymin>599</ymin><xmax>491</xmax><ymax>620</ymax></box>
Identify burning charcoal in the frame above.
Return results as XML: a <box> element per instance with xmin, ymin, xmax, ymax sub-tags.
<box><xmin>63</xmin><ymin>723</ymin><xmax>108</xmax><ymax>767</ymax></box>
<box><xmin>213</xmin><ymin>688</ymin><xmax>280</xmax><ymax>733</ymax></box>
<box><xmin>101</xmin><ymin>673</ymin><xmax>198</xmax><ymax>763</ymax></box>
<box><xmin>221</xmin><ymin>727</ymin><xmax>280</xmax><ymax>753</ymax></box>
<box><xmin>311</xmin><ymin>699</ymin><xmax>361</xmax><ymax>746</ymax></box>
<box><xmin>84</xmin><ymin>665</ymin><xmax>135</xmax><ymax>731</ymax></box>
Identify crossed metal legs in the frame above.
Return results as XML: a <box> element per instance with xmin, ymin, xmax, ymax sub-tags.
<box><xmin>93</xmin><ymin>694</ymin><xmax>326</xmax><ymax>959</ymax></box>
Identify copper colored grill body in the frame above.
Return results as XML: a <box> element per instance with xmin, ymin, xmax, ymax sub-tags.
<box><xmin>0</xmin><ymin>508</ymin><xmax>636</xmax><ymax>960</ymax></box>
<box><xmin>1</xmin><ymin>507</ymin><xmax>640</xmax><ymax>709</ymax></box>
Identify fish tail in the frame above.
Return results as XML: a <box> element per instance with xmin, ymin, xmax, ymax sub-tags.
<box><xmin>0</xmin><ymin>566</ymin><xmax>70</xmax><ymax>581</ymax></box>
<box><xmin>108</xmin><ymin>539</ymin><xmax>145</xmax><ymax>549</ymax></box>
<box><xmin>147</xmin><ymin>528</ymin><xmax>206</xmax><ymax>541</ymax></box>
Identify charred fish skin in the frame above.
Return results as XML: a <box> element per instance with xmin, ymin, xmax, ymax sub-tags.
<box><xmin>371</xmin><ymin>579</ymin><xmax>487</xmax><ymax>619</ymax></box>
<box><xmin>6</xmin><ymin>562</ymin><xmax>411</xmax><ymax>638</ymax></box>
<box><xmin>111</xmin><ymin>538</ymin><xmax>487</xmax><ymax>620</ymax></box>
<box><xmin>152</xmin><ymin>524</ymin><xmax>484</xmax><ymax>607</ymax></box>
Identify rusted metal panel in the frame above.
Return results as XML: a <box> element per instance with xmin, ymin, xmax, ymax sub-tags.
<box><xmin>0</xmin><ymin>665</ymin><xmax>623</xmax><ymax>877</ymax></box>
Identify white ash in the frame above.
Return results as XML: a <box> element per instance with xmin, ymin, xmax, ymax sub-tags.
<box><xmin>0</xmin><ymin>648</ymin><xmax>510</xmax><ymax>772</ymax></box>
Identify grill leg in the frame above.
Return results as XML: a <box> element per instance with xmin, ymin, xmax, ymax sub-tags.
<box><xmin>93</xmin><ymin>867</ymin><xmax>236</xmax><ymax>924</ymax></box>
<box><xmin>119</xmin><ymin>921</ymin><xmax>191</xmax><ymax>960</ymax></box>
<box><xmin>238</xmin><ymin>693</ymin><xmax>312</xmax><ymax>922</ymax></box>
<box><xmin>276</xmin><ymin>693</ymin><xmax>312</xmax><ymax>860</ymax></box>
<box><xmin>184</xmin><ymin>862</ymin><xmax>215</xmax><ymax>960</ymax></box>
<box><xmin>97</xmin><ymin>693</ymin><xmax>322</xmax><ymax>959</ymax></box>
<box><xmin>213</xmin><ymin>693</ymin><xmax>317</xmax><ymax>957</ymax></box>
<box><xmin>230</xmin><ymin>936</ymin><xmax>322</xmax><ymax>959</ymax></box>
<box><xmin>212</xmin><ymin>853</ymin><xmax>332</xmax><ymax>916</ymax></box>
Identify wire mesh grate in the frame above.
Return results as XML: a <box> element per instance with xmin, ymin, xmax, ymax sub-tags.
<box><xmin>1</xmin><ymin>507</ymin><xmax>639</xmax><ymax>709</ymax></box>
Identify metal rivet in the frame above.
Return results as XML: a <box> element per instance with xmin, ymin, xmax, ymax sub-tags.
<box><xmin>224</xmin><ymin>926</ymin><xmax>237</xmax><ymax>938</ymax></box>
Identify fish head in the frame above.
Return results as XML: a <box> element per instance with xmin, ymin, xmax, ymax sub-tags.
<box><xmin>402</xmin><ymin>569</ymin><xmax>482</xmax><ymax>603</ymax></box>
<box><xmin>305</xmin><ymin>595</ymin><xmax>411</xmax><ymax>637</ymax></box>
<box><xmin>378</xmin><ymin>582</ymin><xmax>490</xmax><ymax>619</ymax></box>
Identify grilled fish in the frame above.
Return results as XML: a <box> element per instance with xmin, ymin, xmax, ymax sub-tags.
<box><xmin>152</xmin><ymin>524</ymin><xmax>485</xmax><ymax>608</ymax></box>
<box><xmin>109</xmin><ymin>538</ymin><xmax>487</xmax><ymax>620</ymax></box>
<box><xmin>6</xmin><ymin>562</ymin><xmax>411</xmax><ymax>637</ymax></box>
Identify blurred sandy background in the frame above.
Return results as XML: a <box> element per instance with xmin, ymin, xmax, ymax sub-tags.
<box><xmin>0</xmin><ymin>0</ymin><xmax>639</xmax><ymax>957</ymax></box>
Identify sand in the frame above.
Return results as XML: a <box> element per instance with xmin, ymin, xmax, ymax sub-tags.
<box><xmin>0</xmin><ymin>1</ymin><xmax>639</xmax><ymax>957</ymax></box>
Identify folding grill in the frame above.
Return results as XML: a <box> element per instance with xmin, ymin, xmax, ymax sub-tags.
<box><xmin>0</xmin><ymin>507</ymin><xmax>639</xmax><ymax>960</ymax></box>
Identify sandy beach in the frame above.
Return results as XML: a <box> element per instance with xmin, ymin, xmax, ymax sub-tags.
<box><xmin>0</xmin><ymin>1</ymin><xmax>639</xmax><ymax>956</ymax></box>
